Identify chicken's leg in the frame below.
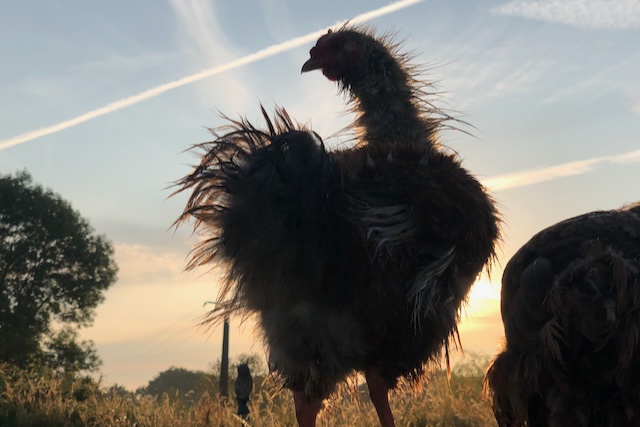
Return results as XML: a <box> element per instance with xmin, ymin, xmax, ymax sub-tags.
<box><xmin>366</xmin><ymin>367</ymin><xmax>396</xmax><ymax>427</ymax></box>
<box><xmin>293</xmin><ymin>391</ymin><xmax>322</xmax><ymax>427</ymax></box>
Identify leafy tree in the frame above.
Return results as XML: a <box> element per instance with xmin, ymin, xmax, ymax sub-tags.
<box><xmin>211</xmin><ymin>353</ymin><xmax>267</xmax><ymax>384</ymax></box>
<box><xmin>145</xmin><ymin>367</ymin><xmax>214</xmax><ymax>404</ymax></box>
<box><xmin>230</xmin><ymin>353</ymin><xmax>266</xmax><ymax>378</ymax></box>
<box><xmin>0</xmin><ymin>171</ymin><xmax>117</xmax><ymax>372</ymax></box>
<box><xmin>106</xmin><ymin>383</ymin><xmax>134</xmax><ymax>398</ymax></box>
<box><xmin>143</xmin><ymin>354</ymin><xmax>268</xmax><ymax>405</ymax></box>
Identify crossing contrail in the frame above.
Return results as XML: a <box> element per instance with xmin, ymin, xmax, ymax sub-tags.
<box><xmin>0</xmin><ymin>0</ymin><xmax>423</xmax><ymax>151</ymax></box>
<box><xmin>482</xmin><ymin>148</ymin><xmax>640</xmax><ymax>191</ymax></box>
<box><xmin>3</xmin><ymin>0</ymin><xmax>636</xmax><ymax>195</ymax></box>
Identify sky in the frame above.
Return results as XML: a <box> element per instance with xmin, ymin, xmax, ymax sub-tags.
<box><xmin>1</xmin><ymin>0</ymin><xmax>639</xmax><ymax>390</ymax></box>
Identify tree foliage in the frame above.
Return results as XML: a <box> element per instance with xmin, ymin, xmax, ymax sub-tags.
<box><xmin>143</xmin><ymin>354</ymin><xmax>267</xmax><ymax>405</ymax></box>
<box><xmin>0</xmin><ymin>170</ymin><xmax>117</xmax><ymax>372</ymax></box>
<box><xmin>145</xmin><ymin>367</ymin><xmax>214</xmax><ymax>404</ymax></box>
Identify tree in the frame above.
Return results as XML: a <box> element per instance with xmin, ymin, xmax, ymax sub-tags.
<box><xmin>144</xmin><ymin>367</ymin><xmax>214</xmax><ymax>404</ymax></box>
<box><xmin>230</xmin><ymin>353</ymin><xmax>266</xmax><ymax>378</ymax></box>
<box><xmin>0</xmin><ymin>171</ymin><xmax>117</xmax><ymax>372</ymax></box>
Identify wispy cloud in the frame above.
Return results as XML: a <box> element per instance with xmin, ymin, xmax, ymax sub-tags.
<box><xmin>114</xmin><ymin>243</ymin><xmax>188</xmax><ymax>284</ymax></box>
<box><xmin>493</xmin><ymin>0</ymin><xmax>640</xmax><ymax>29</ymax></box>
<box><xmin>440</xmin><ymin>25</ymin><xmax>556</xmax><ymax>110</ymax></box>
<box><xmin>169</xmin><ymin>0</ymin><xmax>232</xmax><ymax>58</ymax></box>
<box><xmin>542</xmin><ymin>62</ymin><xmax>636</xmax><ymax>105</ymax></box>
<box><xmin>71</xmin><ymin>52</ymin><xmax>177</xmax><ymax>73</ymax></box>
<box><xmin>258</xmin><ymin>0</ymin><xmax>295</xmax><ymax>41</ymax></box>
<box><xmin>485</xmin><ymin>58</ymin><xmax>551</xmax><ymax>100</ymax></box>
<box><xmin>483</xmin><ymin>148</ymin><xmax>640</xmax><ymax>191</ymax></box>
<box><xmin>0</xmin><ymin>0</ymin><xmax>424</xmax><ymax>151</ymax></box>
<box><xmin>167</xmin><ymin>0</ymin><xmax>253</xmax><ymax>112</ymax></box>
<box><xmin>543</xmin><ymin>73</ymin><xmax>603</xmax><ymax>104</ymax></box>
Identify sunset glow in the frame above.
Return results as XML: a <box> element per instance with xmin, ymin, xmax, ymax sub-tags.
<box><xmin>2</xmin><ymin>0</ymin><xmax>638</xmax><ymax>389</ymax></box>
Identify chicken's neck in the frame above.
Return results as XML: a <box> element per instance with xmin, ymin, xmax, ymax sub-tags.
<box><xmin>344</xmin><ymin>51</ymin><xmax>439</xmax><ymax>152</ymax></box>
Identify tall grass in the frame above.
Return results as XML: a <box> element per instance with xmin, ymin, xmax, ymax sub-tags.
<box><xmin>0</xmin><ymin>357</ymin><xmax>496</xmax><ymax>427</ymax></box>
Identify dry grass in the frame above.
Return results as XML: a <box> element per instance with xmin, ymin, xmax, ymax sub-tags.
<box><xmin>0</xmin><ymin>358</ymin><xmax>497</xmax><ymax>427</ymax></box>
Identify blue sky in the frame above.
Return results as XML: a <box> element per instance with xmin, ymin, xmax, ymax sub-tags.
<box><xmin>1</xmin><ymin>0</ymin><xmax>639</xmax><ymax>389</ymax></box>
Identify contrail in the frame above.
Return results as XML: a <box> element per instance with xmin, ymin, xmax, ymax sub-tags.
<box><xmin>483</xmin><ymin>148</ymin><xmax>640</xmax><ymax>192</ymax></box>
<box><xmin>0</xmin><ymin>0</ymin><xmax>424</xmax><ymax>151</ymax></box>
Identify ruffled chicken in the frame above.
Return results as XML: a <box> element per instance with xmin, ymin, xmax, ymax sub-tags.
<box><xmin>175</xmin><ymin>26</ymin><xmax>500</xmax><ymax>427</ymax></box>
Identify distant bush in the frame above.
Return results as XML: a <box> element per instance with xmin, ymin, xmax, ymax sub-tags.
<box><xmin>144</xmin><ymin>367</ymin><xmax>215</xmax><ymax>405</ymax></box>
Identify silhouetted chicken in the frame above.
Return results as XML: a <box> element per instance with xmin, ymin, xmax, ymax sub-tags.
<box><xmin>486</xmin><ymin>202</ymin><xmax>640</xmax><ymax>427</ymax></box>
<box><xmin>174</xmin><ymin>26</ymin><xmax>499</xmax><ymax>427</ymax></box>
<box><xmin>235</xmin><ymin>363</ymin><xmax>253</xmax><ymax>419</ymax></box>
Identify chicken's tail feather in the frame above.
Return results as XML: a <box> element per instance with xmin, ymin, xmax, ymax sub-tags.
<box><xmin>173</xmin><ymin>106</ymin><xmax>347</xmax><ymax>323</ymax></box>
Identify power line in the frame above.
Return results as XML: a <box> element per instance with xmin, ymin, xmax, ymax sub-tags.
<box><xmin>105</xmin><ymin>307</ymin><xmax>205</xmax><ymax>375</ymax></box>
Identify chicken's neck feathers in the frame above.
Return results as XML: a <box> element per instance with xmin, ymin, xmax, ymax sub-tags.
<box><xmin>340</xmin><ymin>38</ymin><xmax>444</xmax><ymax>152</ymax></box>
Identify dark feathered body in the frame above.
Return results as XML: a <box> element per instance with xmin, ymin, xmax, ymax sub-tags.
<box><xmin>175</xmin><ymin>26</ymin><xmax>500</xmax><ymax>410</ymax></box>
<box><xmin>175</xmin><ymin>107</ymin><xmax>498</xmax><ymax>399</ymax></box>
<box><xmin>334</xmin><ymin>143</ymin><xmax>499</xmax><ymax>387</ymax></box>
<box><xmin>235</xmin><ymin>363</ymin><xmax>253</xmax><ymax>400</ymax></box>
<box><xmin>486</xmin><ymin>203</ymin><xmax>640</xmax><ymax>427</ymax></box>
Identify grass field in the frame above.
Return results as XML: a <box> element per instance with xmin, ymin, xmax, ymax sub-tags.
<box><xmin>0</xmin><ymin>355</ymin><xmax>497</xmax><ymax>427</ymax></box>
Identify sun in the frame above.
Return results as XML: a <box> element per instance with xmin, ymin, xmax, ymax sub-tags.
<box><xmin>469</xmin><ymin>272</ymin><xmax>501</xmax><ymax>301</ymax></box>
<box><xmin>455</xmin><ymin>272</ymin><xmax>505</xmax><ymax>353</ymax></box>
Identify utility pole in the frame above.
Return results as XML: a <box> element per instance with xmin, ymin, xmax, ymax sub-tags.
<box><xmin>204</xmin><ymin>301</ymin><xmax>230</xmax><ymax>399</ymax></box>
<box><xmin>220</xmin><ymin>317</ymin><xmax>230</xmax><ymax>398</ymax></box>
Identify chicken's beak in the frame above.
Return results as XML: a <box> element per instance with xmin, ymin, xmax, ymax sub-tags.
<box><xmin>301</xmin><ymin>57</ymin><xmax>322</xmax><ymax>73</ymax></box>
